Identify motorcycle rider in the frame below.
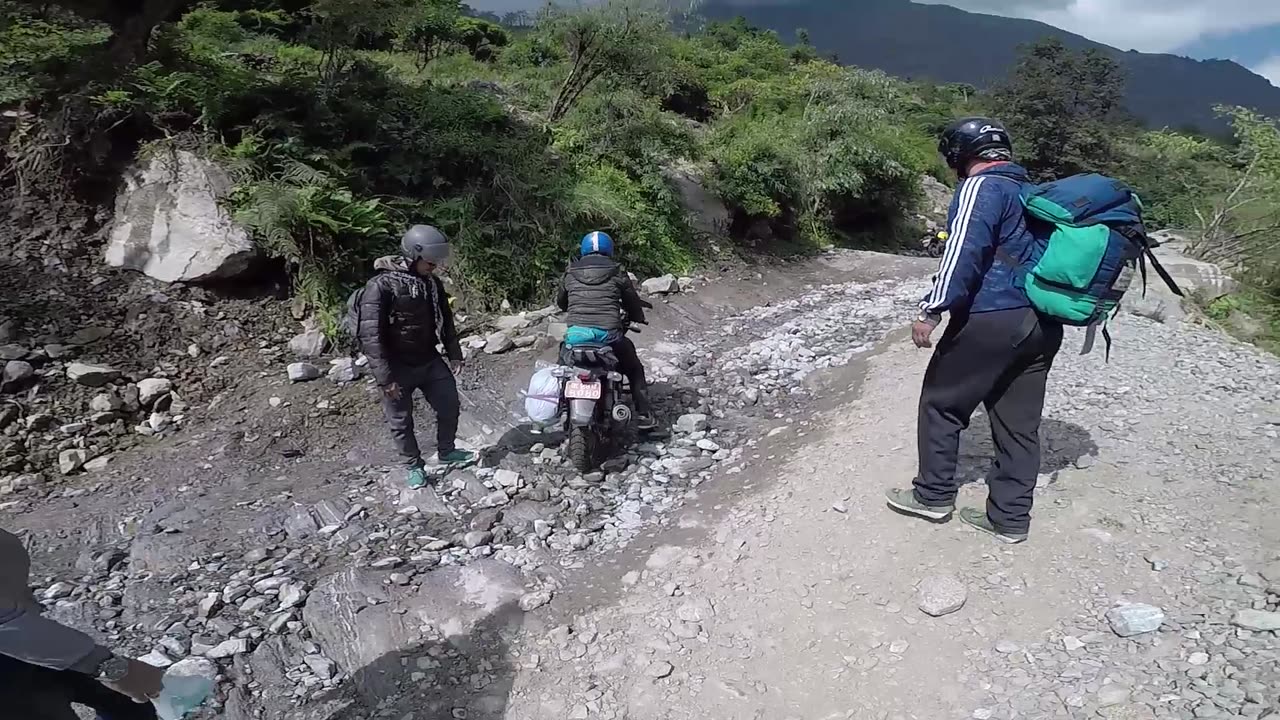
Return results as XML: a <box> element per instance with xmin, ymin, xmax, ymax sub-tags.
<box><xmin>358</xmin><ymin>225</ymin><xmax>476</xmax><ymax>489</ymax></box>
<box><xmin>556</xmin><ymin>231</ymin><xmax>656</xmax><ymax>430</ymax></box>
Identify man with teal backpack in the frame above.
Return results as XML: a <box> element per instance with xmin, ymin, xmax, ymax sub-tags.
<box><xmin>886</xmin><ymin>117</ymin><xmax>1064</xmax><ymax>545</ymax></box>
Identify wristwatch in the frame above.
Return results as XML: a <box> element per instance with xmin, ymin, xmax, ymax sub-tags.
<box><xmin>95</xmin><ymin>654</ymin><xmax>130</xmax><ymax>683</ymax></box>
<box><xmin>916</xmin><ymin>310</ymin><xmax>941</xmax><ymax>325</ymax></box>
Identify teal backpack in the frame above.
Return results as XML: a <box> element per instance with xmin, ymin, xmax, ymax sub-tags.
<box><xmin>998</xmin><ymin>174</ymin><xmax>1184</xmax><ymax>358</ymax></box>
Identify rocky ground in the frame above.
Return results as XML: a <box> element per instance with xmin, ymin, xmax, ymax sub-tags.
<box><xmin>3</xmin><ymin>247</ymin><xmax>1278</xmax><ymax>720</ymax></box>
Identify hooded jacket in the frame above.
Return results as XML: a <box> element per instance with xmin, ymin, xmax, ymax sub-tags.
<box><xmin>920</xmin><ymin>163</ymin><xmax>1035</xmax><ymax>315</ymax></box>
<box><xmin>357</xmin><ymin>256</ymin><xmax>462</xmax><ymax>387</ymax></box>
<box><xmin>0</xmin><ymin>528</ymin><xmax>111</xmax><ymax>673</ymax></box>
<box><xmin>556</xmin><ymin>254</ymin><xmax>647</xmax><ymax>332</ymax></box>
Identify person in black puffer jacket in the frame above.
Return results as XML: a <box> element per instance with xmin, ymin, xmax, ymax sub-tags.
<box><xmin>357</xmin><ymin>225</ymin><xmax>476</xmax><ymax>488</ymax></box>
<box><xmin>556</xmin><ymin>231</ymin><xmax>655</xmax><ymax>429</ymax></box>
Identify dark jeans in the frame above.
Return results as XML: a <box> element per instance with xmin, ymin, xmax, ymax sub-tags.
<box><xmin>0</xmin><ymin>655</ymin><xmax>156</xmax><ymax>720</ymax></box>
<box><xmin>914</xmin><ymin>307</ymin><xmax>1063</xmax><ymax>533</ymax></box>
<box><xmin>605</xmin><ymin>334</ymin><xmax>651</xmax><ymax>416</ymax></box>
<box><xmin>380</xmin><ymin>356</ymin><xmax>461</xmax><ymax>467</ymax></box>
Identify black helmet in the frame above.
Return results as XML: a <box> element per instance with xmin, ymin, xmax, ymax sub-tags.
<box><xmin>401</xmin><ymin>224</ymin><xmax>450</xmax><ymax>264</ymax></box>
<box><xmin>938</xmin><ymin>117</ymin><xmax>1013</xmax><ymax>172</ymax></box>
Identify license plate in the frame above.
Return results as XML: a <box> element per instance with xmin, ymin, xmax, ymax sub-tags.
<box><xmin>565</xmin><ymin>380</ymin><xmax>601</xmax><ymax>400</ymax></box>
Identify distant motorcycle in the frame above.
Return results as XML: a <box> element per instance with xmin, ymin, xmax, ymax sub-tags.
<box><xmin>551</xmin><ymin>319</ymin><xmax>644</xmax><ymax>473</ymax></box>
<box><xmin>924</xmin><ymin>230</ymin><xmax>948</xmax><ymax>258</ymax></box>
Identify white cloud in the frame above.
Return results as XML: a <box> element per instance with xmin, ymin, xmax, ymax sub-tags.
<box><xmin>915</xmin><ymin>0</ymin><xmax>1280</xmax><ymax>53</ymax></box>
<box><xmin>1256</xmin><ymin>56</ymin><xmax>1280</xmax><ymax>87</ymax></box>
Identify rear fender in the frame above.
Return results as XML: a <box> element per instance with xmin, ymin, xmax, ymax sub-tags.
<box><xmin>568</xmin><ymin>398</ymin><xmax>597</xmax><ymax>426</ymax></box>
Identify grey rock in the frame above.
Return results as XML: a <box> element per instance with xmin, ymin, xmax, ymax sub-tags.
<box><xmin>66</xmin><ymin>363</ymin><xmax>121</xmax><ymax>387</ymax></box>
<box><xmin>483</xmin><ymin>332</ymin><xmax>515</xmax><ymax>354</ymax></box>
<box><xmin>197</xmin><ymin>593</ymin><xmax>223</xmax><ymax>619</ymax></box>
<box><xmin>1106</xmin><ymin>603</ymin><xmax>1165</xmax><ymax>637</ymax></box>
<box><xmin>287</xmin><ymin>362</ymin><xmax>321</xmax><ymax>382</ymax></box>
<box><xmin>462</xmin><ymin>531</ymin><xmax>493</xmax><ymax>549</ymax></box>
<box><xmin>370</xmin><ymin>557</ymin><xmax>403</xmax><ymax>570</ymax></box>
<box><xmin>139</xmin><ymin>649</ymin><xmax>174</xmax><ymax>668</ymax></box>
<box><xmin>1097</xmin><ymin>685</ymin><xmax>1132</xmax><ymax>707</ymax></box>
<box><xmin>0</xmin><ymin>345</ymin><xmax>27</xmax><ymax>361</ymax></box>
<box><xmin>675</xmin><ymin>413</ymin><xmax>709</xmax><ymax>434</ymax></box>
<box><xmin>646</xmin><ymin>660</ymin><xmax>675</xmax><ymax>678</ymax></box>
<box><xmin>917</xmin><ymin>574</ymin><xmax>967</xmax><ymax>617</ymax></box>
<box><xmin>42</xmin><ymin>582</ymin><xmax>75</xmax><ymax>600</ymax></box>
<box><xmin>303</xmin><ymin>654</ymin><xmax>337</xmax><ymax>680</ymax></box>
<box><xmin>90</xmin><ymin>392</ymin><xmax>123</xmax><ymax>413</ymax></box>
<box><xmin>2</xmin><ymin>360</ymin><xmax>34</xmax><ymax>390</ymax></box>
<box><xmin>303</xmin><ymin>560</ymin><xmax>522</xmax><ymax>700</ymax></box>
<box><xmin>136</xmin><ymin>378</ymin><xmax>173</xmax><ymax>407</ymax></box>
<box><xmin>569</xmin><ymin>533</ymin><xmax>591</xmax><ymax>550</ymax></box>
<box><xmin>58</xmin><ymin>449</ymin><xmax>87</xmax><ymax>475</ymax></box>
<box><xmin>1231</xmin><ymin>609</ymin><xmax>1280</xmax><ymax>632</ymax></box>
<box><xmin>277</xmin><ymin>583</ymin><xmax>308</xmax><ymax>610</ymax></box>
<box><xmin>284</xmin><ymin>506</ymin><xmax>318</xmax><ymax>539</ymax></box>
<box><xmin>494</xmin><ymin>469</ymin><xmax>521</xmax><ymax>488</ymax></box>
<box><xmin>519</xmin><ymin>590</ymin><xmax>553</xmax><ymax>612</ymax></box>
<box><xmin>641</xmin><ymin>275</ymin><xmax>680</xmax><ymax>295</ymax></box>
<box><xmin>204</xmin><ymin>638</ymin><xmax>249</xmax><ymax>658</ymax></box>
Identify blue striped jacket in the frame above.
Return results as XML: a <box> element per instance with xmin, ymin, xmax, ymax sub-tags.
<box><xmin>920</xmin><ymin>163</ymin><xmax>1035</xmax><ymax>315</ymax></box>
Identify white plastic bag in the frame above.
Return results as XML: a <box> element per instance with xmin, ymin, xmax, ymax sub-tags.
<box><xmin>524</xmin><ymin>366</ymin><xmax>562</xmax><ymax>424</ymax></box>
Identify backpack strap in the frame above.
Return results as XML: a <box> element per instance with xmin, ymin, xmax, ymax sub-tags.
<box><xmin>1114</xmin><ymin>225</ymin><xmax>1184</xmax><ymax>298</ymax></box>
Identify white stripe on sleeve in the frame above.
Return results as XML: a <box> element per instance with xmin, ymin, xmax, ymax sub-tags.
<box><xmin>923</xmin><ymin>176</ymin><xmax>986</xmax><ymax>311</ymax></box>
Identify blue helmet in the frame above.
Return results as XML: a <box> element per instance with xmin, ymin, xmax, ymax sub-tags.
<box><xmin>580</xmin><ymin>231</ymin><xmax>614</xmax><ymax>257</ymax></box>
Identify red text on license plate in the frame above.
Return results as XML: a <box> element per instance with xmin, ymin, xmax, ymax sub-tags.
<box><xmin>565</xmin><ymin>380</ymin><xmax>601</xmax><ymax>400</ymax></box>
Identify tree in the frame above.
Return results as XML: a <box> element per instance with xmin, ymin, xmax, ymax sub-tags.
<box><xmin>543</xmin><ymin>0</ymin><xmax>667</xmax><ymax>123</ymax></box>
<box><xmin>400</xmin><ymin>0</ymin><xmax>462</xmax><ymax>69</ymax></box>
<box><xmin>307</xmin><ymin>0</ymin><xmax>411</xmax><ymax>82</ymax></box>
<box><xmin>990</xmin><ymin>38</ymin><xmax>1126</xmax><ymax>181</ymax></box>
<box><xmin>1186</xmin><ymin>107</ymin><xmax>1280</xmax><ymax>283</ymax></box>
<box><xmin>16</xmin><ymin>0</ymin><xmax>193</xmax><ymax>68</ymax></box>
<box><xmin>453</xmin><ymin>16</ymin><xmax>508</xmax><ymax>61</ymax></box>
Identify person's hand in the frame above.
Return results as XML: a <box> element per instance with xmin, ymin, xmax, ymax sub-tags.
<box><xmin>912</xmin><ymin>319</ymin><xmax>938</xmax><ymax>349</ymax></box>
<box><xmin>383</xmin><ymin>383</ymin><xmax>402</xmax><ymax>401</ymax></box>
<box><xmin>103</xmin><ymin>657</ymin><xmax>165</xmax><ymax>703</ymax></box>
<box><xmin>450</xmin><ymin>359</ymin><xmax>465</xmax><ymax>375</ymax></box>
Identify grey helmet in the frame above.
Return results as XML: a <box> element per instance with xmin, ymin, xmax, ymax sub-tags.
<box><xmin>401</xmin><ymin>224</ymin><xmax>451</xmax><ymax>264</ymax></box>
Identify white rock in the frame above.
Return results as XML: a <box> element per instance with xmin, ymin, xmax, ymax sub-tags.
<box><xmin>42</xmin><ymin>582</ymin><xmax>75</xmax><ymax>600</ymax></box>
<box><xmin>287</xmin><ymin>363</ymin><xmax>321</xmax><ymax>382</ymax></box>
<box><xmin>58</xmin><ymin>449</ymin><xmax>88</xmax><ymax>475</ymax></box>
<box><xmin>2</xmin><ymin>360</ymin><xmax>34</xmax><ymax>389</ymax></box>
<box><xmin>494</xmin><ymin>469</ymin><xmax>521</xmax><ymax>489</ymax></box>
<box><xmin>139</xmin><ymin>649</ymin><xmax>174</xmax><ymax>668</ymax></box>
<box><xmin>641</xmin><ymin>275</ymin><xmax>680</xmax><ymax>295</ymax></box>
<box><xmin>278</xmin><ymin>583</ymin><xmax>308</xmax><ymax>610</ymax></box>
<box><xmin>148</xmin><ymin>412</ymin><xmax>172</xmax><ymax>432</ymax></box>
<box><xmin>137</xmin><ymin>378</ymin><xmax>173</xmax><ymax>407</ymax></box>
<box><xmin>303</xmin><ymin>654</ymin><xmax>337</xmax><ymax>679</ymax></box>
<box><xmin>695</xmin><ymin>438</ymin><xmax>720</xmax><ymax>452</ymax></box>
<box><xmin>1106</xmin><ymin>603</ymin><xmax>1165</xmax><ymax>637</ymax></box>
<box><xmin>519</xmin><ymin>590</ymin><xmax>553</xmax><ymax>612</ymax></box>
<box><xmin>66</xmin><ymin>363</ymin><xmax>120</xmax><ymax>387</ymax></box>
<box><xmin>328</xmin><ymin>358</ymin><xmax>360</xmax><ymax>384</ymax></box>
<box><xmin>105</xmin><ymin>148</ymin><xmax>258</xmax><ymax>283</ymax></box>
<box><xmin>90</xmin><ymin>393</ymin><xmax>123</xmax><ymax>412</ymax></box>
<box><xmin>288</xmin><ymin>322</ymin><xmax>327</xmax><ymax>358</ymax></box>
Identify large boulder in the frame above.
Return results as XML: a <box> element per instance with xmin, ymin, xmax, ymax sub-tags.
<box><xmin>106</xmin><ymin>148</ymin><xmax>258</xmax><ymax>283</ymax></box>
<box><xmin>665</xmin><ymin>162</ymin><xmax>730</xmax><ymax>239</ymax></box>
<box><xmin>1126</xmin><ymin>239</ymin><xmax>1238</xmax><ymax>324</ymax></box>
<box><xmin>303</xmin><ymin>559</ymin><xmax>524</xmax><ymax>699</ymax></box>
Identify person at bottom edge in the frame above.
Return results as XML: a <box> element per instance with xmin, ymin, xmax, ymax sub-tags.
<box><xmin>556</xmin><ymin>230</ymin><xmax>656</xmax><ymax>431</ymax></box>
<box><xmin>0</xmin><ymin>527</ymin><xmax>164</xmax><ymax>720</ymax></box>
<box><xmin>358</xmin><ymin>224</ymin><xmax>476</xmax><ymax>489</ymax></box>
<box><xmin>885</xmin><ymin>117</ymin><xmax>1064</xmax><ymax>544</ymax></box>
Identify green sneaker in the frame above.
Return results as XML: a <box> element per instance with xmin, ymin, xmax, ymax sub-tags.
<box><xmin>958</xmin><ymin>507</ymin><xmax>1028</xmax><ymax>544</ymax></box>
<box><xmin>437</xmin><ymin>449</ymin><xmax>476</xmax><ymax>467</ymax></box>
<box><xmin>406</xmin><ymin>467</ymin><xmax>430</xmax><ymax>489</ymax></box>
<box><xmin>885</xmin><ymin>488</ymin><xmax>954</xmax><ymax>521</ymax></box>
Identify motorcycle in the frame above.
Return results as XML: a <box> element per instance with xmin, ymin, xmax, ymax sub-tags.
<box><xmin>923</xmin><ymin>230</ymin><xmax>948</xmax><ymax>258</ymax></box>
<box><xmin>549</xmin><ymin>318</ymin><xmax>645</xmax><ymax>473</ymax></box>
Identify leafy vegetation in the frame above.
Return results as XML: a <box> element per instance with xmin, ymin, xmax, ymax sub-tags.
<box><xmin>0</xmin><ymin>2</ymin><xmax>1277</xmax><ymax>349</ymax></box>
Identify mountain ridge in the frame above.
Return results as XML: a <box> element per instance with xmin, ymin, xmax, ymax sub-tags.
<box><xmin>692</xmin><ymin>0</ymin><xmax>1280</xmax><ymax>133</ymax></box>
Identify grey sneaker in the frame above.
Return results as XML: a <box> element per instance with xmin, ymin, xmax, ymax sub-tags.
<box><xmin>885</xmin><ymin>488</ymin><xmax>954</xmax><ymax>521</ymax></box>
<box><xmin>958</xmin><ymin>507</ymin><xmax>1028</xmax><ymax>544</ymax></box>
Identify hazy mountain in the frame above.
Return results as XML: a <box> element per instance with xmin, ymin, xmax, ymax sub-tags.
<box><xmin>694</xmin><ymin>0</ymin><xmax>1280</xmax><ymax>133</ymax></box>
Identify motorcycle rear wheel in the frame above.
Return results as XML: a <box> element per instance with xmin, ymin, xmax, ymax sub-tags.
<box><xmin>567</xmin><ymin>426</ymin><xmax>594</xmax><ymax>473</ymax></box>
